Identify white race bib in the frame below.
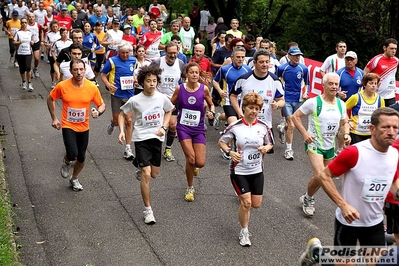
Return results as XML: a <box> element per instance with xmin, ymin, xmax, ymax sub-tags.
<box><xmin>67</xmin><ymin>107</ymin><xmax>86</xmax><ymax>123</ymax></box>
<box><xmin>120</xmin><ymin>76</ymin><xmax>134</xmax><ymax>90</ymax></box>
<box><xmin>360</xmin><ymin>175</ymin><xmax>389</xmax><ymax>202</ymax></box>
<box><xmin>357</xmin><ymin>115</ymin><xmax>371</xmax><ymax>133</ymax></box>
<box><xmin>242</xmin><ymin>149</ymin><xmax>261</xmax><ymax>167</ymax></box>
<box><xmin>321</xmin><ymin>120</ymin><xmax>339</xmax><ymax>137</ymax></box>
<box><xmin>142</xmin><ymin>106</ymin><xmax>162</xmax><ymax>127</ymax></box>
<box><xmin>180</xmin><ymin>108</ymin><xmax>200</xmax><ymax>126</ymax></box>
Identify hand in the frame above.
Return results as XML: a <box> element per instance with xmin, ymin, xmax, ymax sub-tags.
<box><xmin>337</xmin><ymin>91</ymin><xmax>347</xmax><ymax>100</ymax></box>
<box><xmin>51</xmin><ymin>118</ymin><xmax>61</xmax><ymax>130</ymax></box>
<box><xmin>271</xmin><ymin>100</ymin><xmax>279</xmax><ymax>110</ymax></box>
<box><xmin>156</xmin><ymin>127</ymin><xmax>166</xmax><ymax>137</ymax></box>
<box><xmin>54</xmin><ymin>71</ymin><xmax>60</xmax><ymax>80</ymax></box>
<box><xmin>343</xmin><ymin>133</ymin><xmax>351</xmax><ymax>145</ymax></box>
<box><xmin>118</xmin><ymin>132</ymin><xmax>125</xmax><ymax>144</ymax></box>
<box><xmin>258</xmin><ymin>144</ymin><xmax>273</xmax><ymax>154</ymax></box>
<box><xmin>303</xmin><ymin>132</ymin><xmax>315</xmax><ymax>144</ymax></box>
<box><xmin>340</xmin><ymin>203</ymin><xmax>360</xmax><ymax>224</ymax></box>
<box><xmin>230</xmin><ymin>151</ymin><xmax>242</xmax><ymax>163</ymax></box>
<box><xmin>107</xmin><ymin>83</ymin><xmax>118</xmax><ymax>93</ymax></box>
<box><xmin>302</xmin><ymin>93</ymin><xmax>309</xmax><ymax>100</ymax></box>
<box><xmin>91</xmin><ymin>108</ymin><xmax>99</xmax><ymax>118</ymax></box>
<box><xmin>206</xmin><ymin>111</ymin><xmax>214</xmax><ymax>119</ymax></box>
<box><xmin>219</xmin><ymin>90</ymin><xmax>227</xmax><ymax>98</ymax></box>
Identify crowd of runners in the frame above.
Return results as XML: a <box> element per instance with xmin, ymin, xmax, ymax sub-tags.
<box><xmin>3</xmin><ymin>0</ymin><xmax>399</xmax><ymax>264</ymax></box>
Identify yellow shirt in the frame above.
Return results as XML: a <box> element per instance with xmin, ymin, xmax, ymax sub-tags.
<box><xmin>5</xmin><ymin>19</ymin><xmax>21</xmax><ymax>39</ymax></box>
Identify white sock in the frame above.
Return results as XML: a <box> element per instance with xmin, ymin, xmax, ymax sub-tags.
<box><xmin>241</xmin><ymin>227</ymin><xmax>248</xmax><ymax>233</ymax></box>
<box><xmin>126</xmin><ymin>144</ymin><xmax>131</xmax><ymax>149</ymax></box>
<box><xmin>286</xmin><ymin>143</ymin><xmax>292</xmax><ymax>150</ymax></box>
<box><xmin>144</xmin><ymin>206</ymin><xmax>152</xmax><ymax>212</ymax></box>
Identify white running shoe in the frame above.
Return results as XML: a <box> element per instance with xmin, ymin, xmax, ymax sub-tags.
<box><xmin>28</xmin><ymin>83</ymin><xmax>34</xmax><ymax>92</ymax></box>
<box><xmin>300</xmin><ymin>194</ymin><xmax>315</xmax><ymax>216</ymax></box>
<box><xmin>70</xmin><ymin>177</ymin><xmax>83</xmax><ymax>191</ymax></box>
<box><xmin>21</xmin><ymin>81</ymin><xmax>27</xmax><ymax>90</ymax></box>
<box><xmin>14</xmin><ymin>62</ymin><xmax>19</xmax><ymax>68</ymax></box>
<box><xmin>284</xmin><ymin>149</ymin><xmax>294</xmax><ymax>160</ymax></box>
<box><xmin>107</xmin><ymin>123</ymin><xmax>114</xmax><ymax>135</ymax></box>
<box><xmin>213</xmin><ymin>112</ymin><xmax>221</xmax><ymax>130</ymax></box>
<box><xmin>277</xmin><ymin>124</ymin><xmax>286</xmax><ymax>144</ymax></box>
<box><xmin>143</xmin><ymin>210</ymin><xmax>156</xmax><ymax>224</ymax></box>
<box><xmin>124</xmin><ymin>146</ymin><xmax>134</xmax><ymax>160</ymax></box>
<box><xmin>60</xmin><ymin>159</ymin><xmax>72</xmax><ymax>178</ymax></box>
<box><xmin>239</xmin><ymin>230</ymin><xmax>251</xmax><ymax>247</ymax></box>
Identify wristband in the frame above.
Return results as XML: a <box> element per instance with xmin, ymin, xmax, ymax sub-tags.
<box><xmin>225</xmin><ymin>149</ymin><xmax>231</xmax><ymax>156</ymax></box>
<box><xmin>210</xmin><ymin>110</ymin><xmax>215</xmax><ymax>115</ymax></box>
<box><xmin>98</xmin><ymin>110</ymin><xmax>104</xmax><ymax>116</ymax></box>
<box><xmin>161</xmin><ymin>126</ymin><xmax>168</xmax><ymax>131</ymax></box>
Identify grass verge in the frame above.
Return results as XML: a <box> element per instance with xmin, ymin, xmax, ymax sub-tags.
<box><xmin>0</xmin><ymin>146</ymin><xmax>21</xmax><ymax>266</ymax></box>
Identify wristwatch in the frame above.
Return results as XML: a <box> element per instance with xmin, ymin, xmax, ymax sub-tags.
<box><xmin>161</xmin><ymin>126</ymin><xmax>168</xmax><ymax>131</ymax></box>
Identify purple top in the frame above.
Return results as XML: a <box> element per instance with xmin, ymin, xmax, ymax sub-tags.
<box><xmin>176</xmin><ymin>83</ymin><xmax>206</xmax><ymax>134</ymax></box>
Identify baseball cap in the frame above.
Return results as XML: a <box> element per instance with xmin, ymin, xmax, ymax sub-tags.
<box><xmin>61</xmin><ymin>4</ymin><xmax>68</xmax><ymax>10</ymax></box>
<box><xmin>123</xmin><ymin>24</ymin><xmax>132</xmax><ymax>29</ymax></box>
<box><xmin>288</xmin><ymin>47</ymin><xmax>303</xmax><ymax>55</ymax></box>
<box><xmin>112</xmin><ymin>18</ymin><xmax>120</xmax><ymax>24</ymax></box>
<box><xmin>345</xmin><ymin>51</ymin><xmax>357</xmax><ymax>59</ymax></box>
<box><xmin>12</xmin><ymin>10</ymin><xmax>19</xmax><ymax>16</ymax></box>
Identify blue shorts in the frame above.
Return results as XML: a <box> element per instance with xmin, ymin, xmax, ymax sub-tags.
<box><xmin>282</xmin><ymin>101</ymin><xmax>302</xmax><ymax>116</ymax></box>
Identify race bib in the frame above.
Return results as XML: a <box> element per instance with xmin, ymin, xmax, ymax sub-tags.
<box><xmin>321</xmin><ymin>120</ymin><xmax>339</xmax><ymax>137</ymax></box>
<box><xmin>357</xmin><ymin>115</ymin><xmax>371</xmax><ymax>133</ymax></box>
<box><xmin>120</xmin><ymin>76</ymin><xmax>134</xmax><ymax>90</ymax></box>
<box><xmin>180</xmin><ymin>108</ymin><xmax>200</xmax><ymax>126</ymax></box>
<box><xmin>67</xmin><ymin>107</ymin><xmax>86</xmax><ymax>123</ymax></box>
<box><xmin>242</xmin><ymin>149</ymin><xmax>261</xmax><ymax>167</ymax></box>
<box><xmin>360</xmin><ymin>175</ymin><xmax>389</xmax><ymax>202</ymax></box>
<box><xmin>142</xmin><ymin>106</ymin><xmax>162</xmax><ymax>127</ymax></box>
<box><xmin>257</xmin><ymin>105</ymin><xmax>267</xmax><ymax>121</ymax></box>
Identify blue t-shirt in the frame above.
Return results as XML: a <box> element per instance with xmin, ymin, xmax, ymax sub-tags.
<box><xmin>101</xmin><ymin>55</ymin><xmax>137</xmax><ymax>99</ymax></box>
<box><xmin>276</xmin><ymin>62</ymin><xmax>309</xmax><ymax>102</ymax></box>
<box><xmin>89</xmin><ymin>15</ymin><xmax>107</xmax><ymax>30</ymax></box>
<box><xmin>83</xmin><ymin>32</ymin><xmax>101</xmax><ymax>51</ymax></box>
<box><xmin>214</xmin><ymin>63</ymin><xmax>251</xmax><ymax>98</ymax></box>
<box><xmin>336</xmin><ymin>66</ymin><xmax>364</xmax><ymax>101</ymax></box>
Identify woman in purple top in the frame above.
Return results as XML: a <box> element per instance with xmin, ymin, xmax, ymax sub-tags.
<box><xmin>170</xmin><ymin>62</ymin><xmax>215</xmax><ymax>202</ymax></box>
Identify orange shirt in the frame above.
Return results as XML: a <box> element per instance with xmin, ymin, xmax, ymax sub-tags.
<box><xmin>43</xmin><ymin>0</ymin><xmax>54</xmax><ymax>9</ymax></box>
<box><xmin>49</xmin><ymin>78</ymin><xmax>104</xmax><ymax>132</ymax></box>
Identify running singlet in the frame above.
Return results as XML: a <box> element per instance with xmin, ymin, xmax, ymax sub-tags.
<box><xmin>49</xmin><ymin>79</ymin><xmax>104</xmax><ymax>132</ymax></box>
<box><xmin>155</xmin><ymin>57</ymin><xmax>183</xmax><ymax>98</ymax></box>
<box><xmin>176</xmin><ymin>83</ymin><xmax>205</xmax><ymax>134</ymax></box>
<box><xmin>299</xmin><ymin>96</ymin><xmax>346</xmax><ymax>150</ymax></box>
<box><xmin>27</xmin><ymin>22</ymin><xmax>41</xmax><ymax>43</ymax></box>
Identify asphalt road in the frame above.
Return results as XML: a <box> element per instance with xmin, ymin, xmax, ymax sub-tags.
<box><xmin>0</xmin><ymin>34</ymin><xmax>341</xmax><ymax>266</ymax></box>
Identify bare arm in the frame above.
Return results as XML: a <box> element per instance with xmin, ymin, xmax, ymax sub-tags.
<box><xmin>292</xmin><ymin>109</ymin><xmax>315</xmax><ymax>144</ymax></box>
<box><xmin>47</xmin><ymin>94</ymin><xmax>61</xmax><ymax>130</ymax></box>
<box><xmin>230</xmin><ymin>93</ymin><xmax>242</xmax><ymax>118</ymax></box>
<box><xmin>316</xmin><ymin>166</ymin><xmax>360</xmax><ymax>224</ymax></box>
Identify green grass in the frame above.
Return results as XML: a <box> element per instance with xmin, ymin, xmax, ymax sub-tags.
<box><xmin>0</xmin><ymin>152</ymin><xmax>21</xmax><ymax>266</ymax></box>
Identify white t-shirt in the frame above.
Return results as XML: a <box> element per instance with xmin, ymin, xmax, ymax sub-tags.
<box><xmin>320</xmin><ymin>54</ymin><xmax>345</xmax><ymax>73</ymax></box>
<box><xmin>120</xmin><ymin>91</ymin><xmax>174</xmax><ymax>142</ymax></box>
<box><xmin>199</xmin><ymin>10</ymin><xmax>211</xmax><ymax>27</ymax></box>
<box><xmin>33</xmin><ymin>9</ymin><xmax>46</xmax><ymax>25</ymax></box>
<box><xmin>60</xmin><ymin>59</ymin><xmax>95</xmax><ymax>80</ymax></box>
<box><xmin>14</xmin><ymin>30</ymin><xmax>33</xmax><ymax>55</ymax></box>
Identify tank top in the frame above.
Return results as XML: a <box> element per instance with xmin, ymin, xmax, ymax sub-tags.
<box><xmin>176</xmin><ymin>83</ymin><xmax>205</xmax><ymax>134</ymax></box>
<box><xmin>107</xmin><ymin>29</ymin><xmax>123</xmax><ymax>50</ymax></box>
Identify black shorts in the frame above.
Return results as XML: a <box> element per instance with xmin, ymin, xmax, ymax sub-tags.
<box><xmin>334</xmin><ymin>218</ymin><xmax>385</xmax><ymax>248</ymax></box>
<box><xmin>94</xmin><ymin>53</ymin><xmax>105</xmax><ymax>73</ymax></box>
<box><xmin>223</xmin><ymin>105</ymin><xmax>238</xmax><ymax>119</ymax></box>
<box><xmin>385</xmin><ymin>202</ymin><xmax>399</xmax><ymax>234</ymax></box>
<box><xmin>16</xmin><ymin>54</ymin><xmax>32</xmax><ymax>74</ymax></box>
<box><xmin>230</xmin><ymin>172</ymin><xmax>264</xmax><ymax>196</ymax></box>
<box><xmin>62</xmin><ymin>128</ymin><xmax>89</xmax><ymax>163</ymax></box>
<box><xmin>134</xmin><ymin>138</ymin><xmax>162</xmax><ymax>168</ymax></box>
<box><xmin>350</xmin><ymin>133</ymin><xmax>370</xmax><ymax>145</ymax></box>
<box><xmin>32</xmin><ymin>41</ymin><xmax>41</xmax><ymax>51</ymax></box>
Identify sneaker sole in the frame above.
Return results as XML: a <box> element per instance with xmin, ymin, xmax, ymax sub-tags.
<box><xmin>144</xmin><ymin>220</ymin><xmax>156</xmax><ymax>225</ymax></box>
<box><xmin>300</xmin><ymin>196</ymin><xmax>315</xmax><ymax>216</ymax></box>
<box><xmin>124</xmin><ymin>154</ymin><xmax>134</xmax><ymax>160</ymax></box>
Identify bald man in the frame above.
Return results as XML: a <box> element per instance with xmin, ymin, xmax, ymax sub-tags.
<box><xmin>179</xmin><ymin>16</ymin><xmax>199</xmax><ymax>60</ymax></box>
<box><xmin>189</xmin><ymin>43</ymin><xmax>211</xmax><ymax>73</ymax></box>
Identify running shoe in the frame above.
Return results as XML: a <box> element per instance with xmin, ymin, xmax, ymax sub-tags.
<box><xmin>194</xmin><ymin>167</ymin><xmax>199</xmax><ymax>176</ymax></box>
<box><xmin>70</xmin><ymin>177</ymin><xmax>83</xmax><ymax>191</ymax></box>
<box><xmin>299</xmin><ymin>238</ymin><xmax>322</xmax><ymax>266</ymax></box>
<box><xmin>163</xmin><ymin>148</ymin><xmax>175</xmax><ymax>162</ymax></box>
<box><xmin>220</xmin><ymin>148</ymin><xmax>231</xmax><ymax>160</ymax></box>
<box><xmin>284</xmin><ymin>149</ymin><xmax>294</xmax><ymax>160</ymax></box>
<box><xmin>300</xmin><ymin>194</ymin><xmax>315</xmax><ymax>216</ymax></box>
<box><xmin>276</xmin><ymin>124</ymin><xmax>286</xmax><ymax>144</ymax></box>
<box><xmin>107</xmin><ymin>123</ymin><xmax>114</xmax><ymax>135</ymax></box>
<box><xmin>124</xmin><ymin>146</ymin><xmax>134</xmax><ymax>160</ymax></box>
<box><xmin>28</xmin><ymin>83</ymin><xmax>34</xmax><ymax>92</ymax></box>
<box><xmin>9</xmin><ymin>56</ymin><xmax>13</xmax><ymax>63</ymax></box>
<box><xmin>33</xmin><ymin>68</ymin><xmax>39</xmax><ymax>78</ymax></box>
<box><xmin>21</xmin><ymin>81</ymin><xmax>27</xmax><ymax>90</ymax></box>
<box><xmin>40</xmin><ymin>53</ymin><xmax>44</xmax><ymax>60</ymax></box>
<box><xmin>213</xmin><ymin>112</ymin><xmax>221</xmax><ymax>130</ymax></box>
<box><xmin>51</xmin><ymin>81</ymin><xmax>56</xmax><ymax>89</ymax></box>
<box><xmin>239</xmin><ymin>230</ymin><xmax>251</xmax><ymax>247</ymax></box>
<box><xmin>208</xmin><ymin>117</ymin><xmax>214</xmax><ymax>126</ymax></box>
<box><xmin>14</xmin><ymin>62</ymin><xmax>19</xmax><ymax>68</ymax></box>
<box><xmin>60</xmin><ymin>159</ymin><xmax>72</xmax><ymax>178</ymax></box>
<box><xmin>184</xmin><ymin>187</ymin><xmax>195</xmax><ymax>202</ymax></box>
<box><xmin>135</xmin><ymin>169</ymin><xmax>142</xmax><ymax>181</ymax></box>
<box><xmin>143</xmin><ymin>209</ymin><xmax>156</xmax><ymax>224</ymax></box>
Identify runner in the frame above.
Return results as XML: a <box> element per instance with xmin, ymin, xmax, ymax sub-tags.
<box><xmin>170</xmin><ymin>62</ymin><xmax>215</xmax><ymax>202</ymax></box>
<box><xmin>47</xmin><ymin>58</ymin><xmax>105</xmax><ymax>191</ymax></box>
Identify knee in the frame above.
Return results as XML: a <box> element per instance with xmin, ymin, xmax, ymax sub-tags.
<box><xmin>186</xmin><ymin>154</ymin><xmax>195</xmax><ymax>166</ymax></box>
<box><xmin>240</xmin><ymin>199</ymin><xmax>252</xmax><ymax>210</ymax></box>
<box><xmin>169</xmin><ymin>121</ymin><xmax>177</xmax><ymax>131</ymax></box>
<box><xmin>125</xmin><ymin>117</ymin><xmax>132</xmax><ymax>128</ymax></box>
<box><xmin>195</xmin><ymin>158</ymin><xmax>205</xmax><ymax>168</ymax></box>
<box><xmin>251</xmin><ymin>201</ymin><xmax>261</xmax><ymax>209</ymax></box>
